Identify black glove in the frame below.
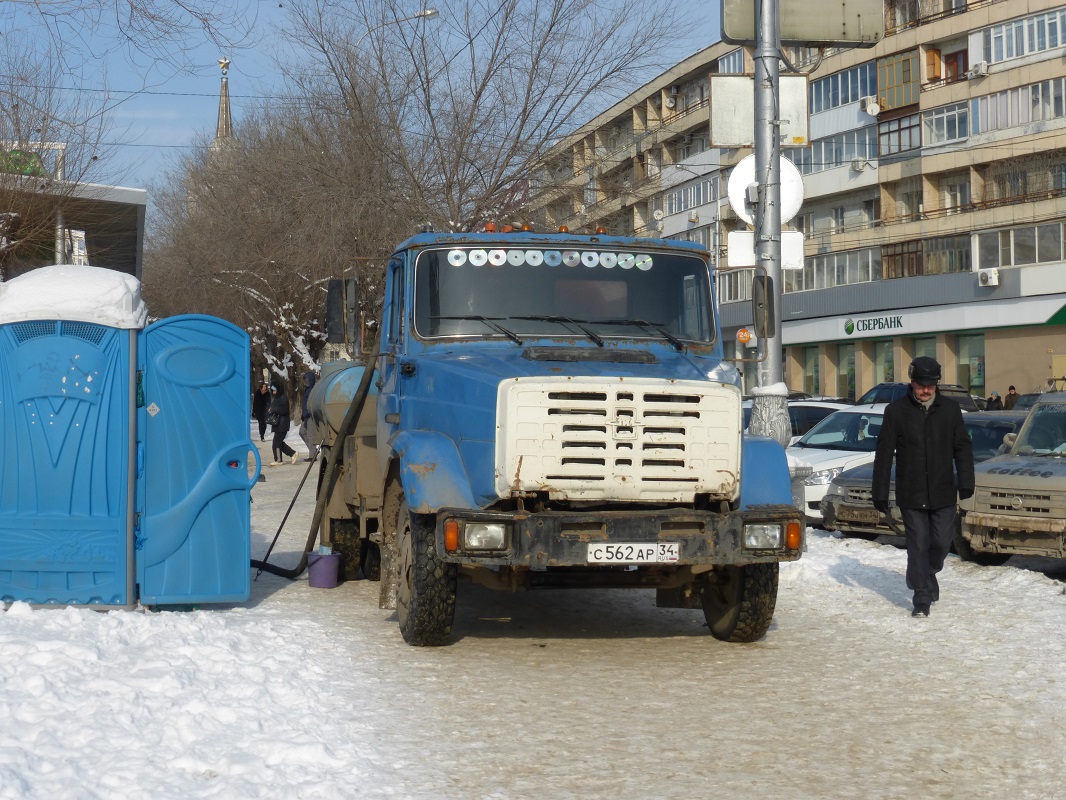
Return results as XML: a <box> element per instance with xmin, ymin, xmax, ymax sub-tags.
<box><xmin>873</xmin><ymin>500</ymin><xmax>890</xmax><ymax>514</ymax></box>
<box><xmin>958</xmin><ymin>488</ymin><xmax>974</xmax><ymax>500</ymax></box>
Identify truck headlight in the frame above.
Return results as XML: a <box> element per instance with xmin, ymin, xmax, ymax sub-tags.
<box><xmin>744</xmin><ymin>523</ymin><xmax>782</xmax><ymax>549</ymax></box>
<box><xmin>824</xmin><ymin>483</ymin><xmax>846</xmax><ymax>499</ymax></box>
<box><xmin>805</xmin><ymin>467</ymin><xmax>842</xmax><ymax>486</ymax></box>
<box><xmin>463</xmin><ymin>522</ymin><xmax>508</xmax><ymax>550</ymax></box>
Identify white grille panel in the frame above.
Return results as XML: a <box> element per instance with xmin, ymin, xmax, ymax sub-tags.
<box><xmin>496</xmin><ymin>377</ymin><xmax>742</xmax><ymax>502</ymax></box>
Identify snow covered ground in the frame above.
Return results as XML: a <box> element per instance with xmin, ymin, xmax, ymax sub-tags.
<box><xmin>2</xmin><ymin>426</ymin><xmax>1065</xmax><ymax>799</ymax></box>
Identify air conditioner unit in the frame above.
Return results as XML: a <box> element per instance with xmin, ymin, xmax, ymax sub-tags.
<box><xmin>968</xmin><ymin>61</ymin><xmax>988</xmax><ymax>78</ymax></box>
<box><xmin>859</xmin><ymin>96</ymin><xmax>880</xmax><ymax>115</ymax></box>
<box><xmin>851</xmin><ymin>158</ymin><xmax>867</xmax><ymax>172</ymax></box>
<box><xmin>688</xmin><ymin>211</ymin><xmax>700</xmax><ymax>224</ymax></box>
<box><xmin>978</xmin><ymin>267</ymin><xmax>999</xmax><ymax>287</ymax></box>
<box><xmin>664</xmin><ymin>96</ymin><xmax>677</xmax><ymax>109</ymax></box>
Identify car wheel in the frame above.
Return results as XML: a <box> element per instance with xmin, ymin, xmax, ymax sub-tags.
<box><xmin>396</xmin><ymin>500</ymin><xmax>457</xmax><ymax>646</ymax></box>
<box><xmin>699</xmin><ymin>562</ymin><xmax>778</xmax><ymax>643</ymax></box>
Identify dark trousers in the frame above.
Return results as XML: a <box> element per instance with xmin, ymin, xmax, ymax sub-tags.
<box><xmin>901</xmin><ymin>505</ymin><xmax>957</xmax><ymax>606</ymax></box>
<box><xmin>256</xmin><ymin>415</ymin><xmax>267</xmax><ymax>441</ymax></box>
<box><xmin>272</xmin><ymin>427</ymin><xmax>296</xmax><ymax>461</ymax></box>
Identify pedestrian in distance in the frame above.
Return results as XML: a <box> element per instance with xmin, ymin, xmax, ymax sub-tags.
<box><xmin>252</xmin><ymin>381</ymin><xmax>271</xmax><ymax>441</ymax></box>
<box><xmin>299</xmin><ymin>369</ymin><xmax>320</xmax><ymax>463</ymax></box>
<box><xmin>872</xmin><ymin>356</ymin><xmax>975</xmax><ymax>618</ymax></box>
<box><xmin>986</xmin><ymin>390</ymin><xmax>1003</xmax><ymax>410</ymax></box>
<box><xmin>1003</xmin><ymin>385</ymin><xmax>1019</xmax><ymax>410</ymax></box>
<box><xmin>267</xmin><ymin>381</ymin><xmax>298</xmax><ymax>466</ymax></box>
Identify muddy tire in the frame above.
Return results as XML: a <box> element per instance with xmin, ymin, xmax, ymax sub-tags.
<box><xmin>360</xmin><ymin>542</ymin><xmax>382</xmax><ymax>581</ymax></box>
<box><xmin>396</xmin><ymin>501</ymin><xmax>456</xmax><ymax>646</ymax></box>
<box><xmin>700</xmin><ymin>562</ymin><xmax>779</xmax><ymax>643</ymax></box>
<box><xmin>953</xmin><ymin>527</ymin><xmax>1010</xmax><ymax>566</ymax></box>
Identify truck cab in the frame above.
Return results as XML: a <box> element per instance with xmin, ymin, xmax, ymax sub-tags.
<box><xmin>312</xmin><ymin>232</ymin><xmax>802</xmax><ymax>645</ymax></box>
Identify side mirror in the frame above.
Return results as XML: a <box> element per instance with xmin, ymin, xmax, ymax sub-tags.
<box><xmin>752</xmin><ymin>274</ymin><xmax>775</xmax><ymax>338</ymax></box>
<box><xmin>326</xmin><ymin>278</ymin><xmax>361</xmax><ymax>354</ymax></box>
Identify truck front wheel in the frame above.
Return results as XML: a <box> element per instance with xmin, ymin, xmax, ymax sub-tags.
<box><xmin>396</xmin><ymin>501</ymin><xmax>457</xmax><ymax>646</ymax></box>
<box><xmin>699</xmin><ymin>563</ymin><xmax>778</xmax><ymax>643</ymax></box>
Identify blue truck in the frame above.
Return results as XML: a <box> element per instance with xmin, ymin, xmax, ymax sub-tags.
<box><xmin>309</xmin><ymin>231</ymin><xmax>802</xmax><ymax>645</ymax></box>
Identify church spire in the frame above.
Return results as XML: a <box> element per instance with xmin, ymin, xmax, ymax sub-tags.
<box><xmin>211</xmin><ymin>57</ymin><xmax>233</xmax><ymax>151</ymax></box>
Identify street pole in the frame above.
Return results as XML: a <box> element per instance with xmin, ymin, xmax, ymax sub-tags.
<box><xmin>748</xmin><ymin>0</ymin><xmax>791</xmax><ymax>447</ymax></box>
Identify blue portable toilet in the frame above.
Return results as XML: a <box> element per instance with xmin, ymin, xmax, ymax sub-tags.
<box><xmin>0</xmin><ymin>265</ymin><xmax>259</xmax><ymax>606</ymax></box>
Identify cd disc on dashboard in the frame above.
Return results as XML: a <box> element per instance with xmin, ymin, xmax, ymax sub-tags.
<box><xmin>488</xmin><ymin>249</ymin><xmax>507</xmax><ymax>266</ymax></box>
<box><xmin>544</xmin><ymin>251</ymin><xmax>562</xmax><ymax>266</ymax></box>
<box><xmin>468</xmin><ymin>249</ymin><xmax>488</xmax><ymax>266</ymax></box>
<box><xmin>447</xmin><ymin>249</ymin><xmax>467</xmax><ymax>267</ymax></box>
<box><xmin>507</xmin><ymin>249</ymin><xmax>525</xmax><ymax>266</ymax></box>
<box><xmin>525</xmin><ymin>250</ymin><xmax>544</xmax><ymax>266</ymax></box>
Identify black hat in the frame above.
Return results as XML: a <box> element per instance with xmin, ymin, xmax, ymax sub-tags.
<box><xmin>909</xmin><ymin>356</ymin><xmax>942</xmax><ymax>386</ymax></box>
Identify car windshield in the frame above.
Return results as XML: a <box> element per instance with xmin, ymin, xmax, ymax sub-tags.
<box><xmin>969</xmin><ymin>421</ymin><xmax>1020</xmax><ymax>461</ymax></box>
<box><xmin>795</xmin><ymin>411</ymin><xmax>883</xmax><ymax>452</ymax></box>
<box><xmin>413</xmin><ymin>246</ymin><xmax>714</xmax><ymax>344</ymax></box>
<box><xmin>1013</xmin><ymin>402</ymin><xmax>1066</xmax><ymax>455</ymax></box>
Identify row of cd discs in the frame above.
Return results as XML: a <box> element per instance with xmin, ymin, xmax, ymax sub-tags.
<box><xmin>446</xmin><ymin>249</ymin><xmax>654</xmax><ymax>270</ymax></box>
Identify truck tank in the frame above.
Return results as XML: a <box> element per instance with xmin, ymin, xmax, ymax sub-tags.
<box><xmin>307</xmin><ymin>360</ymin><xmax>378</xmax><ymax>448</ymax></box>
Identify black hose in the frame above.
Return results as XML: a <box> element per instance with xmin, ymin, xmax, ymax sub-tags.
<box><xmin>251</xmin><ymin>349</ymin><xmax>379</xmax><ymax>579</ymax></box>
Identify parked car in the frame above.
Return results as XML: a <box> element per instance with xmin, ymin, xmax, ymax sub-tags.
<box><xmin>787</xmin><ymin>405</ymin><xmax>887</xmax><ymax>524</ymax></box>
<box><xmin>819</xmin><ymin>411</ymin><xmax>1028</xmax><ymax>548</ymax></box>
<box><xmin>1011</xmin><ymin>392</ymin><xmax>1043</xmax><ymax>411</ymax></box>
<box><xmin>855</xmin><ymin>382</ymin><xmax>980</xmax><ymax>412</ymax></box>
<box><xmin>959</xmin><ymin>394</ymin><xmax>1066</xmax><ymax>564</ymax></box>
<box><xmin>743</xmin><ymin>399</ymin><xmax>851</xmax><ymax>441</ymax></box>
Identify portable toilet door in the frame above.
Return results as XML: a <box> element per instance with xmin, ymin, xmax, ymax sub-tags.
<box><xmin>135</xmin><ymin>314</ymin><xmax>260</xmax><ymax>605</ymax></box>
<box><xmin>0</xmin><ymin>320</ymin><xmax>138</xmax><ymax>606</ymax></box>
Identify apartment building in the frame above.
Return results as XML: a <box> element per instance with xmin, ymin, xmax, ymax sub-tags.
<box><xmin>527</xmin><ymin>0</ymin><xmax>1066</xmax><ymax>400</ymax></box>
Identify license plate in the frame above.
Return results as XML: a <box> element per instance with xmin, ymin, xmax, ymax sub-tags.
<box><xmin>838</xmin><ymin>506</ymin><xmax>881</xmax><ymax>523</ymax></box>
<box><xmin>587</xmin><ymin>542</ymin><xmax>679</xmax><ymax>563</ymax></box>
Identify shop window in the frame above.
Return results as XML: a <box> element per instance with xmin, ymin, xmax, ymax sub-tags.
<box><xmin>837</xmin><ymin>343</ymin><xmax>856</xmax><ymax>401</ymax></box>
<box><xmin>804</xmin><ymin>346</ymin><xmax>820</xmax><ymax>395</ymax></box>
<box><xmin>957</xmin><ymin>334</ymin><xmax>985</xmax><ymax>395</ymax></box>
<box><xmin>874</xmin><ymin>340</ymin><xmax>895</xmax><ymax>383</ymax></box>
<box><xmin>911</xmin><ymin>337</ymin><xmax>936</xmax><ymax>361</ymax></box>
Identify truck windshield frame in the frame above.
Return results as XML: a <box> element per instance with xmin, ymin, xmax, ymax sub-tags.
<box><xmin>412</xmin><ymin>245</ymin><xmax>716</xmax><ymax>345</ymax></box>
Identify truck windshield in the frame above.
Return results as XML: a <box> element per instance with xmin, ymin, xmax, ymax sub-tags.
<box><xmin>1014</xmin><ymin>402</ymin><xmax>1066</xmax><ymax>455</ymax></box>
<box><xmin>413</xmin><ymin>245</ymin><xmax>715</xmax><ymax>345</ymax></box>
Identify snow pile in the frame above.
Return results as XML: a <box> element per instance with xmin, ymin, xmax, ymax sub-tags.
<box><xmin>0</xmin><ymin>265</ymin><xmax>148</xmax><ymax>329</ymax></box>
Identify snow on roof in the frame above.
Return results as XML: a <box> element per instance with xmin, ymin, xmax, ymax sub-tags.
<box><xmin>0</xmin><ymin>264</ymin><xmax>147</xmax><ymax>329</ymax></box>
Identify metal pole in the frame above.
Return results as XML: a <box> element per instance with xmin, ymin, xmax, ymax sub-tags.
<box><xmin>748</xmin><ymin>0</ymin><xmax>791</xmax><ymax>448</ymax></box>
<box><xmin>754</xmin><ymin>0</ymin><xmax>782</xmax><ymax>388</ymax></box>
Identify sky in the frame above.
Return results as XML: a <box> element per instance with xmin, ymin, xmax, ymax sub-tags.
<box><xmin>57</xmin><ymin>1</ymin><xmax>723</xmax><ymax>195</ymax></box>
<box><xmin>1</xmin><ymin>419</ymin><xmax>1065</xmax><ymax>798</ymax></box>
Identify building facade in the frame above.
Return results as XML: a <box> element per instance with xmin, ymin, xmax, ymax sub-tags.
<box><xmin>528</xmin><ymin>0</ymin><xmax>1066</xmax><ymax>401</ymax></box>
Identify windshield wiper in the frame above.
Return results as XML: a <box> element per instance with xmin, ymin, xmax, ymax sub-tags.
<box><xmin>593</xmin><ymin>318</ymin><xmax>685</xmax><ymax>352</ymax></box>
<box><xmin>430</xmin><ymin>315</ymin><xmax>523</xmax><ymax>345</ymax></box>
<box><xmin>511</xmin><ymin>315</ymin><xmax>604</xmax><ymax>347</ymax></box>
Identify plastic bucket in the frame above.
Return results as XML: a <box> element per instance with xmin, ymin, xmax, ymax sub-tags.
<box><xmin>306</xmin><ymin>552</ymin><xmax>341</xmax><ymax>588</ymax></box>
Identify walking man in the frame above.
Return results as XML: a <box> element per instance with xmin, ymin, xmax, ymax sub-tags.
<box><xmin>872</xmin><ymin>356</ymin><xmax>974</xmax><ymax>617</ymax></box>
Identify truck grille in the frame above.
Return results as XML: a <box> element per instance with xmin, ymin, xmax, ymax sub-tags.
<box><xmin>495</xmin><ymin>377</ymin><xmax>741</xmax><ymax>502</ymax></box>
<box><xmin>981</xmin><ymin>489</ymin><xmax>1059</xmax><ymax>517</ymax></box>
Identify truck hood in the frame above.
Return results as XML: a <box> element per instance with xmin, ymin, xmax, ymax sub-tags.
<box><xmin>412</xmin><ymin>344</ymin><xmax>726</xmax><ymax>385</ymax></box>
<box><xmin>975</xmin><ymin>453</ymin><xmax>1066</xmax><ymax>488</ymax></box>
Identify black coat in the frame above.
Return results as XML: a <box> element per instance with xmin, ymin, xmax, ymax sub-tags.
<box><xmin>873</xmin><ymin>390</ymin><xmax>974</xmax><ymax>510</ymax></box>
<box><xmin>268</xmin><ymin>392</ymin><xmax>291</xmax><ymax>437</ymax></box>
<box><xmin>252</xmin><ymin>387</ymin><xmax>270</xmax><ymax>420</ymax></box>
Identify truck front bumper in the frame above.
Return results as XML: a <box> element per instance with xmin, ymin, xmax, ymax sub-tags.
<box><xmin>435</xmin><ymin>505</ymin><xmax>802</xmax><ymax>569</ymax></box>
<box><xmin>963</xmin><ymin>511</ymin><xmax>1066</xmax><ymax>558</ymax></box>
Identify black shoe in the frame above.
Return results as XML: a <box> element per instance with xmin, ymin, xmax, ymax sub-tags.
<box><xmin>912</xmin><ymin>603</ymin><xmax>930</xmax><ymax>617</ymax></box>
